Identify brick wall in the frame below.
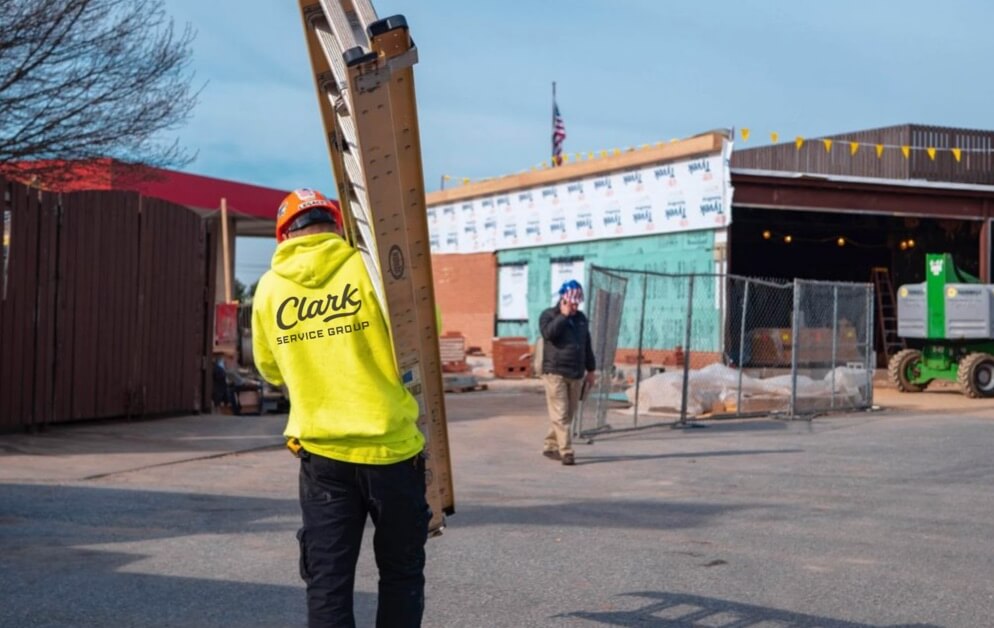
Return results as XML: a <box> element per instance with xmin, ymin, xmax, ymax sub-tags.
<box><xmin>432</xmin><ymin>252</ymin><xmax>496</xmax><ymax>354</ymax></box>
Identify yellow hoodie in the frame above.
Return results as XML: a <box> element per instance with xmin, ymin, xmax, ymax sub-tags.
<box><xmin>251</xmin><ymin>233</ymin><xmax>423</xmax><ymax>464</ymax></box>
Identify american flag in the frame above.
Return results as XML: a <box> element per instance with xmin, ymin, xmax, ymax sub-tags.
<box><xmin>552</xmin><ymin>101</ymin><xmax>566</xmax><ymax>166</ymax></box>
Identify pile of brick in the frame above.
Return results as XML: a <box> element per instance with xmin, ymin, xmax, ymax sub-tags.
<box><xmin>439</xmin><ymin>332</ymin><xmax>469</xmax><ymax>373</ymax></box>
<box><xmin>492</xmin><ymin>336</ymin><xmax>533</xmax><ymax>379</ymax></box>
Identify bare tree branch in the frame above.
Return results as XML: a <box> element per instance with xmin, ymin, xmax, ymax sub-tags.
<box><xmin>0</xmin><ymin>0</ymin><xmax>200</xmax><ymax>184</ymax></box>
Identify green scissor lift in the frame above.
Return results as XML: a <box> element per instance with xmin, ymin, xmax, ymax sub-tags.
<box><xmin>889</xmin><ymin>253</ymin><xmax>994</xmax><ymax>397</ymax></box>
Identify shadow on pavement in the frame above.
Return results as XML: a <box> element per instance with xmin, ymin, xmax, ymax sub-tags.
<box><xmin>558</xmin><ymin>591</ymin><xmax>940</xmax><ymax>627</ymax></box>
<box><xmin>452</xmin><ymin>499</ymin><xmax>759</xmax><ymax>530</ymax></box>
<box><xmin>0</xmin><ymin>483</ymin><xmax>376</xmax><ymax>628</ymax></box>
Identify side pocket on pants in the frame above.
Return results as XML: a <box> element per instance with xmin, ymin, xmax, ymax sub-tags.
<box><xmin>296</xmin><ymin>527</ymin><xmax>311</xmax><ymax>583</ymax></box>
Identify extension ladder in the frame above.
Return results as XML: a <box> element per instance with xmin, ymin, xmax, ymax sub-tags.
<box><xmin>297</xmin><ymin>0</ymin><xmax>454</xmax><ymax>533</ymax></box>
<box><xmin>871</xmin><ymin>266</ymin><xmax>905</xmax><ymax>365</ymax></box>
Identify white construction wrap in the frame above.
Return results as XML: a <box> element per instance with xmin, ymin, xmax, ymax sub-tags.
<box><xmin>497</xmin><ymin>264</ymin><xmax>529</xmax><ymax>320</ymax></box>
<box><xmin>429</xmin><ymin>143</ymin><xmax>734</xmax><ymax>254</ymax></box>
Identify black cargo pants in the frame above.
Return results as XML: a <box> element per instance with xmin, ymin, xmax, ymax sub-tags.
<box><xmin>297</xmin><ymin>448</ymin><xmax>429</xmax><ymax>628</ymax></box>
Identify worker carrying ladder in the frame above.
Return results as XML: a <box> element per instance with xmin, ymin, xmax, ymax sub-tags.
<box><xmin>297</xmin><ymin>0</ymin><xmax>454</xmax><ymax>534</ymax></box>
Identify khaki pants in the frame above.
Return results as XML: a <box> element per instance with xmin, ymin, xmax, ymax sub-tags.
<box><xmin>542</xmin><ymin>373</ymin><xmax>583</xmax><ymax>456</ymax></box>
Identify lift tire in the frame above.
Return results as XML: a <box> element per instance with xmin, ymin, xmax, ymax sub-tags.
<box><xmin>888</xmin><ymin>349</ymin><xmax>926</xmax><ymax>393</ymax></box>
<box><xmin>956</xmin><ymin>352</ymin><xmax>994</xmax><ymax>398</ymax></box>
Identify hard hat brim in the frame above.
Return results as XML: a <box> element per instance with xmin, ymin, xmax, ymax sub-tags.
<box><xmin>285</xmin><ymin>207</ymin><xmax>337</xmax><ymax>234</ymax></box>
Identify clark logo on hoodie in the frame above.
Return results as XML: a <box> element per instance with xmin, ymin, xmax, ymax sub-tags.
<box><xmin>276</xmin><ymin>283</ymin><xmax>362</xmax><ymax>330</ymax></box>
<box><xmin>272</xmin><ymin>283</ymin><xmax>371</xmax><ymax>345</ymax></box>
<box><xmin>273</xmin><ymin>283</ymin><xmax>372</xmax><ymax>344</ymax></box>
<box><xmin>251</xmin><ymin>232</ymin><xmax>423</xmax><ymax>465</ymax></box>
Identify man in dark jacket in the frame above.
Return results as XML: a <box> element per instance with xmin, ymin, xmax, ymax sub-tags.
<box><xmin>539</xmin><ymin>279</ymin><xmax>596</xmax><ymax>466</ymax></box>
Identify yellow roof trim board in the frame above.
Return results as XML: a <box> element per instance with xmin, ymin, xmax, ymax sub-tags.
<box><xmin>427</xmin><ymin>132</ymin><xmax>725</xmax><ymax>206</ymax></box>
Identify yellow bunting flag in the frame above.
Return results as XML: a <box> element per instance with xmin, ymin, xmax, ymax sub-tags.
<box><xmin>952</xmin><ymin>147</ymin><xmax>962</xmax><ymax>162</ymax></box>
<box><xmin>574</xmin><ymin>153</ymin><xmax>582</xmax><ymax>161</ymax></box>
<box><xmin>795</xmin><ymin>136</ymin><xmax>805</xmax><ymax>150</ymax></box>
<box><xmin>462</xmin><ymin>177</ymin><xmax>470</xmax><ymax>184</ymax></box>
<box><xmin>770</xmin><ymin>132</ymin><xmax>779</xmax><ymax>143</ymax></box>
<box><xmin>901</xmin><ymin>145</ymin><xmax>910</xmax><ymax>159</ymax></box>
<box><xmin>927</xmin><ymin>147</ymin><xmax>936</xmax><ymax>161</ymax></box>
<box><xmin>588</xmin><ymin>151</ymin><xmax>595</xmax><ymax>160</ymax></box>
<box><xmin>876</xmin><ymin>144</ymin><xmax>884</xmax><ymax>158</ymax></box>
<box><xmin>822</xmin><ymin>139</ymin><xmax>833</xmax><ymax>153</ymax></box>
<box><xmin>656</xmin><ymin>141</ymin><xmax>665</xmax><ymax>147</ymax></box>
<box><xmin>613</xmin><ymin>148</ymin><xmax>621</xmax><ymax>156</ymax></box>
<box><xmin>741</xmin><ymin>128</ymin><xmax>750</xmax><ymax>141</ymax></box>
<box><xmin>562</xmin><ymin>154</ymin><xmax>570</xmax><ymax>163</ymax></box>
<box><xmin>600</xmin><ymin>150</ymin><xmax>608</xmax><ymax>158</ymax></box>
<box><xmin>850</xmin><ymin>142</ymin><xmax>859</xmax><ymax>156</ymax></box>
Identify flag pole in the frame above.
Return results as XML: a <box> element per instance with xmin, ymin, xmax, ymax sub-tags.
<box><xmin>551</xmin><ymin>81</ymin><xmax>556</xmax><ymax>165</ymax></box>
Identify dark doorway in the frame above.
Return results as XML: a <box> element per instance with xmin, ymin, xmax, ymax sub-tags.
<box><xmin>730</xmin><ymin>206</ymin><xmax>981</xmax><ymax>287</ymax></box>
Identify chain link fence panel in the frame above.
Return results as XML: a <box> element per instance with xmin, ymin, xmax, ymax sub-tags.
<box><xmin>576</xmin><ymin>267</ymin><xmax>875</xmax><ymax>438</ymax></box>
<box><xmin>584</xmin><ymin>269</ymin><xmax>629</xmax><ymax>434</ymax></box>
<box><xmin>791</xmin><ymin>279</ymin><xmax>875</xmax><ymax>414</ymax></box>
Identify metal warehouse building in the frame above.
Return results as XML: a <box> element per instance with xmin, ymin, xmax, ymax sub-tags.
<box><xmin>731</xmin><ymin>124</ymin><xmax>994</xmax><ymax>365</ymax></box>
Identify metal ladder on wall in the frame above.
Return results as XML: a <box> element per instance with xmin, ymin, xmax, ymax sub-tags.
<box><xmin>297</xmin><ymin>0</ymin><xmax>453</xmax><ymax>534</ymax></box>
<box><xmin>871</xmin><ymin>267</ymin><xmax>905</xmax><ymax>364</ymax></box>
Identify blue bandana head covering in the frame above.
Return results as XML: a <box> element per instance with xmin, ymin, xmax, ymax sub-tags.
<box><xmin>558</xmin><ymin>279</ymin><xmax>584</xmax><ymax>304</ymax></box>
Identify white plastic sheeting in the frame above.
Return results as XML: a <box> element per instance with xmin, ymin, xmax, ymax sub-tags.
<box><xmin>626</xmin><ymin>363</ymin><xmax>867</xmax><ymax>416</ymax></box>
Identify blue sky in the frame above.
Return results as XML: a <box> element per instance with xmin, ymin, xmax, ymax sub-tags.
<box><xmin>160</xmin><ymin>0</ymin><xmax>994</xmax><ymax>285</ymax></box>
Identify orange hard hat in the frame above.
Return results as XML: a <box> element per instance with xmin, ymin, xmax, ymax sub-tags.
<box><xmin>275</xmin><ymin>188</ymin><xmax>344</xmax><ymax>242</ymax></box>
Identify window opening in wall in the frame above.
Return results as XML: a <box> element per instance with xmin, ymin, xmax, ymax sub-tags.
<box><xmin>497</xmin><ymin>263</ymin><xmax>529</xmax><ymax>321</ymax></box>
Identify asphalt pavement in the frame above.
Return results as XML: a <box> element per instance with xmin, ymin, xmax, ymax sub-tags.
<box><xmin>2</xmin><ymin>384</ymin><xmax>993</xmax><ymax>627</ymax></box>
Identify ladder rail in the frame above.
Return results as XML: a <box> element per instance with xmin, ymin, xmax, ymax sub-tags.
<box><xmin>345</xmin><ymin>21</ymin><xmax>453</xmax><ymax>518</ymax></box>
<box><xmin>871</xmin><ymin>267</ymin><xmax>905</xmax><ymax>363</ymax></box>
<box><xmin>300</xmin><ymin>8</ymin><xmax>380</xmax><ymax>304</ymax></box>
<box><xmin>306</xmin><ymin>2</ymin><xmax>388</xmax><ymax>311</ymax></box>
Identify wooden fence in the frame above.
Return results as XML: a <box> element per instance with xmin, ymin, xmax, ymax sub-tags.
<box><xmin>0</xmin><ymin>177</ymin><xmax>217</xmax><ymax>430</ymax></box>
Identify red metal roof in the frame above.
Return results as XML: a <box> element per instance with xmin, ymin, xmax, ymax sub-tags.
<box><xmin>129</xmin><ymin>166</ymin><xmax>289</xmax><ymax>221</ymax></box>
<box><xmin>6</xmin><ymin>159</ymin><xmax>340</xmax><ymax>236</ymax></box>
<box><xmin>38</xmin><ymin>158</ymin><xmax>289</xmax><ymax>220</ymax></box>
